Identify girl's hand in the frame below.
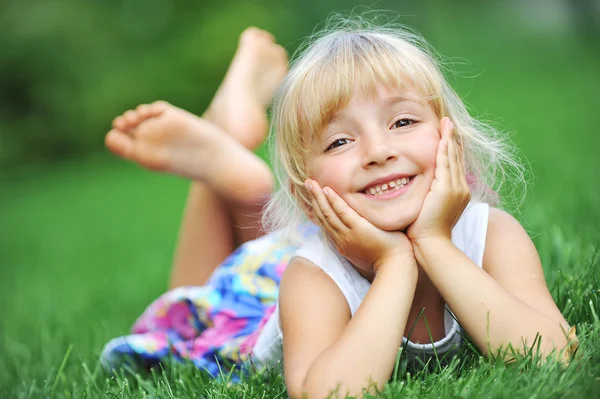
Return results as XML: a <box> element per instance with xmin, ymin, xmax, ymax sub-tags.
<box><xmin>407</xmin><ymin>117</ymin><xmax>471</xmax><ymax>244</ymax></box>
<box><xmin>305</xmin><ymin>179</ymin><xmax>414</xmax><ymax>273</ymax></box>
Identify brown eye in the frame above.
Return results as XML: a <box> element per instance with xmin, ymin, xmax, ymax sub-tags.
<box><xmin>326</xmin><ymin>138</ymin><xmax>349</xmax><ymax>151</ymax></box>
<box><xmin>393</xmin><ymin>118</ymin><xmax>416</xmax><ymax>129</ymax></box>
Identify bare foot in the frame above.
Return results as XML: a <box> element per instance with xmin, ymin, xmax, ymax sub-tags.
<box><xmin>106</xmin><ymin>101</ymin><xmax>273</xmax><ymax>204</ymax></box>
<box><xmin>205</xmin><ymin>27</ymin><xmax>288</xmax><ymax>150</ymax></box>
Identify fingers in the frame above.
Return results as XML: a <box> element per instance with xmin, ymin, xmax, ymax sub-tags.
<box><xmin>439</xmin><ymin>117</ymin><xmax>468</xmax><ymax>188</ymax></box>
<box><xmin>446</xmin><ymin>121</ymin><xmax>460</xmax><ymax>186</ymax></box>
<box><xmin>305</xmin><ymin>179</ymin><xmax>364</xmax><ymax>233</ymax></box>
<box><xmin>305</xmin><ymin>180</ymin><xmax>346</xmax><ymax>234</ymax></box>
<box><xmin>442</xmin><ymin>118</ymin><xmax>471</xmax><ymax>204</ymax></box>
<box><xmin>455</xmin><ymin>132</ymin><xmax>468</xmax><ymax>190</ymax></box>
<box><xmin>322</xmin><ymin>186</ymin><xmax>360</xmax><ymax>229</ymax></box>
<box><xmin>434</xmin><ymin>118</ymin><xmax>451</xmax><ymax>183</ymax></box>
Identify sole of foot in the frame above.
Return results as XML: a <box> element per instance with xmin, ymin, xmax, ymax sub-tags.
<box><xmin>106</xmin><ymin>101</ymin><xmax>274</xmax><ymax>204</ymax></box>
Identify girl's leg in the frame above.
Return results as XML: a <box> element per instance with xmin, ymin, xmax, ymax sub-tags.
<box><xmin>175</xmin><ymin>27</ymin><xmax>287</xmax><ymax>282</ymax></box>
<box><xmin>106</xmin><ymin>28</ymin><xmax>287</xmax><ymax>289</ymax></box>
<box><xmin>169</xmin><ymin>183</ymin><xmax>235</xmax><ymax>289</ymax></box>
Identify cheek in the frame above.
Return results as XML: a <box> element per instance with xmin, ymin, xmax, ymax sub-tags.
<box><xmin>418</xmin><ymin>136</ymin><xmax>440</xmax><ymax>173</ymax></box>
<box><xmin>308</xmin><ymin>159</ymin><xmax>350</xmax><ymax>192</ymax></box>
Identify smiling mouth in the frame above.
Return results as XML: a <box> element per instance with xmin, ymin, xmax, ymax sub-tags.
<box><xmin>362</xmin><ymin>176</ymin><xmax>413</xmax><ymax>196</ymax></box>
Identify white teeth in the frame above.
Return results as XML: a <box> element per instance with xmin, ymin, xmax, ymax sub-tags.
<box><xmin>365</xmin><ymin>177</ymin><xmax>411</xmax><ymax>196</ymax></box>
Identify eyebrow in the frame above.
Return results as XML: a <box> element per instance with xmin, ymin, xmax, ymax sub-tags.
<box><xmin>383</xmin><ymin>96</ymin><xmax>419</xmax><ymax>107</ymax></box>
<box><xmin>328</xmin><ymin>96</ymin><xmax>423</xmax><ymax>125</ymax></box>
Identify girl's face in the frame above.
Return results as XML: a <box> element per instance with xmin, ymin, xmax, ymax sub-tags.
<box><xmin>306</xmin><ymin>85</ymin><xmax>441</xmax><ymax>231</ymax></box>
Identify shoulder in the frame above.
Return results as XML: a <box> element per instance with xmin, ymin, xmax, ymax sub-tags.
<box><xmin>483</xmin><ymin>207</ymin><xmax>535</xmax><ymax>271</ymax></box>
<box><xmin>279</xmin><ymin>257</ymin><xmax>351</xmax><ymax>397</ymax></box>
<box><xmin>279</xmin><ymin>256</ymin><xmax>350</xmax><ymax>319</ymax></box>
<box><xmin>487</xmin><ymin>207</ymin><xmax>523</xmax><ymax>231</ymax></box>
<box><xmin>483</xmin><ymin>207</ymin><xmax>536</xmax><ymax>274</ymax></box>
<box><xmin>482</xmin><ymin>207</ymin><xmax>568</xmax><ymax>328</ymax></box>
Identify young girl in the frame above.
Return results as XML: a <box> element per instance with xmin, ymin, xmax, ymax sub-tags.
<box><xmin>102</xmin><ymin>21</ymin><xmax>577</xmax><ymax>398</ymax></box>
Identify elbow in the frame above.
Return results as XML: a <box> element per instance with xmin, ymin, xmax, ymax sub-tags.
<box><xmin>484</xmin><ymin>330</ymin><xmax>578</xmax><ymax>365</ymax></box>
<box><xmin>556</xmin><ymin>326</ymin><xmax>580</xmax><ymax>365</ymax></box>
<box><xmin>291</xmin><ymin>374</ymin><xmax>379</xmax><ymax>399</ymax></box>
<box><xmin>289</xmin><ymin>385</ymin><xmax>355</xmax><ymax>399</ymax></box>
<box><xmin>287</xmin><ymin>377</ymin><xmax>342</xmax><ymax>399</ymax></box>
<box><xmin>286</xmin><ymin>386</ymin><xmax>303</xmax><ymax>399</ymax></box>
<box><xmin>285</xmin><ymin>372</ymin><xmax>305</xmax><ymax>399</ymax></box>
<box><xmin>287</xmin><ymin>382</ymin><xmax>328</xmax><ymax>399</ymax></box>
<box><xmin>287</xmin><ymin>374</ymin><xmax>319</xmax><ymax>399</ymax></box>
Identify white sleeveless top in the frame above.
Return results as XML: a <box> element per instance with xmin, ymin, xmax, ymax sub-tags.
<box><xmin>252</xmin><ymin>202</ymin><xmax>490</xmax><ymax>368</ymax></box>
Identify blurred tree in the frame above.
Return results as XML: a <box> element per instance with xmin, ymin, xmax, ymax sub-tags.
<box><xmin>566</xmin><ymin>0</ymin><xmax>600</xmax><ymax>36</ymax></box>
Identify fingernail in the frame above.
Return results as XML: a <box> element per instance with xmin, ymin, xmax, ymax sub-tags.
<box><xmin>323</xmin><ymin>187</ymin><xmax>331</xmax><ymax>196</ymax></box>
<box><xmin>305</xmin><ymin>180</ymin><xmax>312</xmax><ymax>190</ymax></box>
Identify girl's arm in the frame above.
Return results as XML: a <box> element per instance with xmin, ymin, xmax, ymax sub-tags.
<box><xmin>280</xmin><ymin>255</ymin><xmax>417</xmax><ymax>399</ymax></box>
<box><xmin>412</xmin><ymin>209</ymin><xmax>571</xmax><ymax>359</ymax></box>
<box><xmin>281</xmin><ymin>179</ymin><xmax>418</xmax><ymax>398</ymax></box>
<box><xmin>408</xmin><ymin>118</ymin><xmax>572</xmax><ymax>360</ymax></box>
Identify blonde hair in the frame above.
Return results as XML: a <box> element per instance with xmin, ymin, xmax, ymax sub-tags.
<box><xmin>263</xmin><ymin>16</ymin><xmax>525</xmax><ymax>244</ymax></box>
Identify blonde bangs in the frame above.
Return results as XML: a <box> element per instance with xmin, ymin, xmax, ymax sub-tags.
<box><xmin>291</xmin><ymin>32</ymin><xmax>442</xmax><ymax>143</ymax></box>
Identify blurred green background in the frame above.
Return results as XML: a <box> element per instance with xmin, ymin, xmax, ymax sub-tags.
<box><xmin>0</xmin><ymin>0</ymin><xmax>599</xmax><ymax>394</ymax></box>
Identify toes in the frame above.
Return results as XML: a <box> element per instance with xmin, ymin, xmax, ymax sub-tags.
<box><xmin>240</xmin><ymin>27</ymin><xmax>275</xmax><ymax>44</ymax></box>
<box><xmin>112</xmin><ymin>115</ymin><xmax>127</xmax><ymax>131</ymax></box>
<box><xmin>136</xmin><ymin>103</ymin><xmax>152</xmax><ymax>119</ymax></box>
<box><xmin>105</xmin><ymin>129</ymin><xmax>134</xmax><ymax>159</ymax></box>
<box><xmin>257</xmin><ymin>29</ymin><xmax>275</xmax><ymax>42</ymax></box>
<box><xmin>112</xmin><ymin>102</ymin><xmax>169</xmax><ymax>133</ymax></box>
<box><xmin>123</xmin><ymin>110</ymin><xmax>139</xmax><ymax>129</ymax></box>
<box><xmin>274</xmin><ymin>43</ymin><xmax>289</xmax><ymax>62</ymax></box>
<box><xmin>240</xmin><ymin>27</ymin><xmax>261</xmax><ymax>41</ymax></box>
<box><xmin>149</xmin><ymin>100</ymin><xmax>170</xmax><ymax>115</ymax></box>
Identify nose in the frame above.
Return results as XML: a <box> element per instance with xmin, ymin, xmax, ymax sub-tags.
<box><xmin>362</xmin><ymin>133</ymin><xmax>398</xmax><ymax>168</ymax></box>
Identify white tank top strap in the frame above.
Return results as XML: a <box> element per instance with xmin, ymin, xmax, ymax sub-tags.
<box><xmin>450</xmin><ymin>202</ymin><xmax>490</xmax><ymax>267</ymax></box>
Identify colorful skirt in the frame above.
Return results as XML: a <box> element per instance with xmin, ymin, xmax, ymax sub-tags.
<box><xmin>100</xmin><ymin>228</ymin><xmax>315</xmax><ymax>376</ymax></box>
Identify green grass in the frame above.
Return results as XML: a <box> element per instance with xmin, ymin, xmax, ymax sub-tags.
<box><xmin>0</xmin><ymin>155</ymin><xmax>599</xmax><ymax>398</ymax></box>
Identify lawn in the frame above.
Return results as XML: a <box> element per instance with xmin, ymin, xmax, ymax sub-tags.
<box><xmin>1</xmin><ymin>153</ymin><xmax>599</xmax><ymax>398</ymax></box>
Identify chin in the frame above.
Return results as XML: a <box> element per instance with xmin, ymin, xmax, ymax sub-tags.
<box><xmin>368</xmin><ymin>203</ymin><xmax>421</xmax><ymax>232</ymax></box>
<box><xmin>373</xmin><ymin>217</ymin><xmax>414</xmax><ymax>232</ymax></box>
